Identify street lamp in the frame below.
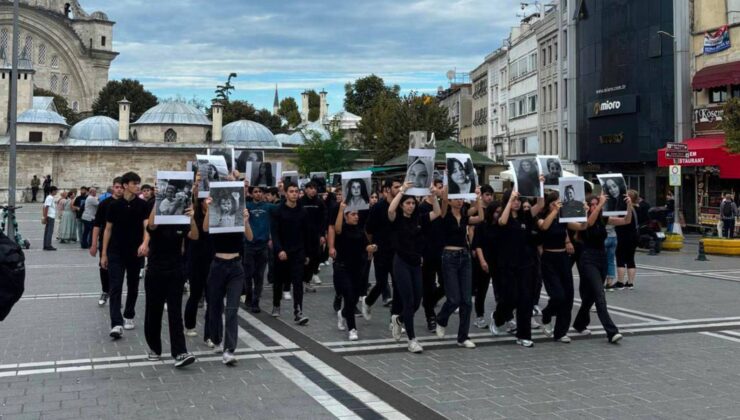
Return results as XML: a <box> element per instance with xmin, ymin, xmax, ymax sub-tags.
<box><xmin>6</xmin><ymin>0</ymin><xmax>19</xmax><ymax>239</ymax></box>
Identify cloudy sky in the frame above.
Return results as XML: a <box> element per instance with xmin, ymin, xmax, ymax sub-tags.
<box><xmin>83</xmin><ymin>0</ymin><xmax>523</xmax><ymax>112</ymax></box>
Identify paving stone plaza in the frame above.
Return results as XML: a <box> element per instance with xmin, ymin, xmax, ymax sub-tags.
<box><xmin>2</xmin><ymin>204</ymin><xmax>740</xmax><ymax>420</ymax></box>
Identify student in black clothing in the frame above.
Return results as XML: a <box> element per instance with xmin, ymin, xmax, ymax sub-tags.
<box><xmin>299</xmin><ymin>181</ymin><xmax>327</xmax><ymax>293</ymax></box>
<box><xmin>89</xmin><ymin>179</ymin><xmax>123</xmax><ymax>308</ymax></box>
<box><xmin>184</xmin><ymin>174</ymin><xmax>213</xmax><ymax>339</ymax></box>
<box><xmin>434</xmin><ymin>186</ymin><xmax>483</xmax><ymax>348</ymax></box>
<box><xmin>333</xmin><ymin>201</ymin><xmax>376</xmax><ymax>341</ymax></box>
<box><xmin>101</xmin><ymin>172</ymin><xmax>148</xmax><ymax>339</ymax></box>
<box><xmin>467</xmin><ymin>184</ymin><xmax>495</xmax><ymax>329</ymax></box>
<box><xmin>387</xmin><ymin>182</ymin><xmax>441</xmax><ymax>353</ymax></box>
<box><xmin>203</xmin><ymin>187</ymin><xmax>253</xmax><ymax>366</ymax></box>
<box><xmin>472</xmin><ymin>202</ymin><xmax>502</xmax><ymax>326</ymax></box>
<box><xmin>142</xmin><ymin>195</ymin><xmax>198</xmax><ymax>368</ymax></box>
<box><xmin>570</xmin><ymin>193</ymin><xmax>631</xmax><ymax>344</ymax></box>
<box><xmin>489</xmin><ymin>189</ymin><xmax>544</xmax><ymax>348</ymax></box>
<box><xmin>418</xmin><ymin>179</ymin><xmax>446</xmax><ymax>332</ymax></box>
<box><xmin>271</xmin><ymin>183</ymin><xmax>310</xmax><ymax>325</ymax></box>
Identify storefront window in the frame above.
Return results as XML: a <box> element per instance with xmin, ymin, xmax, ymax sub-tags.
<box><xmin>709</xmin><ymin>86</ymin><xmax>728</xmax><ymax>103</ymax></box>
<box><xmin>732</xmin><ymin>84</ymin><xmax>740</xmax><ymax>98</ymax></box>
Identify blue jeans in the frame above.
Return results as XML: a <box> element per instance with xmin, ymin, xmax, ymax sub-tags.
<box><xmin>436</xmin><ymin>249</ymin><xmax>472</xmax><ymax>343</ymax></box>
<box><xmin>604</xmin><ymin>236</ymin><xmax>617</xmax><ymax>278</ymax></box>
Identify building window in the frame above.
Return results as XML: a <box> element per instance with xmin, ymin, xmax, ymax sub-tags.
<box><xmin>732</xmin><ymin>85</ymin><xmax>740</xmax><ymax>98</ymax></box>
<box><xmin>562</xmin><ymin>127</ymin><xmax>568</xmax><ymax>159</ymax></box>
<box><xmin>554</xmin><ymin>130</ymin><xmax>559</xmax><ymax>155</ymax></box>
<box><xmin>0</xmin><ymin>28</ymin><xmax>7</xmax><ymax>53</ymax></box>
<box><xmin>206</xmin><ymin>130</ymin><xmax>212</xmax><ymax>142</ymax></box>
<box><xmin>542</xmin><ymin>48</ymin><xmax>546</xmax><ymax>67</ymax></box>
<box><xmin>554</xmin><ymin>42</ymin><xmax>558</xmax><ymax>61</ymax></box>
<box><xmin>709</xmin><ymin>86</ymin><xmax>728</xmax><ymax>103</ymax></box>
<box><xmin>563</xmin><ymin>29</ymin><xmax>568</xmax><ymax>58</ymax></box>
<box><xmin>38</xmin><ymin>44</ymin><xmax>46</xmax><ymax>64</ymax></box>
<box><xmin>528</xmin><ymin>94</ymin><xmax>537</xmax><ymax>113</ymax></box>
<box><xmin>61</xmin><ymin>75</ymin><xmax>69</xmax><ymax>95</ymax></box>
<box><xmin>22</xmin><ymin>36</ymin><xmax>32</xmax><ymax>62</ymax></box>
<box><xmin>101</xmin><ymin>36</ymin><xmax>106</xmax><ymax>47</ymax></box>
<box><xmin>132</xmin><ymin>129</ymin><xmax>138</xmax><ymax>141</ymax></box>
<box><xmin>520</xmin><ymin>138</ymin><xmax>526</xmax><ymax>154</ymax></box>
<box><xmin>554</xmin><ymin>82</ymin><xmax>559</xmax><ymax>108</ymax></box>
<box><xmin>72</xmin><ymin>101</ymin><xmax>78</xmax><ymax>112</ymax></box>
<box><xmin>548</xmin><ymin>46</ymin><xmax>552</xmax><ymax>64</ymax></box>
<box><xmin>29</xmin><ymin>131</ymin><xmax>42</xmax><ymax>142</ymax></box>
<box><xmin>50</xmin><ymin>74</ymin><xmax>58</xmax><ymax>92</ymax></box>
<box><xmin>542</xmin><ymin>87</ymin><xmax>547</xmax><ymax>111</ymax></box>
<box><xmin>51</xmin><ymin>55</ymin><xmax>59</xmax><ymax>68</ymax></box>
<box><xmin>164</xmin><ymin>128</ymin><xmax>177</xmax><ymax>143</ymax></box>
<box><xmin>563</xmin><ymin>79</ymin><xmax>568</xmax><ymax>108</ymax></box>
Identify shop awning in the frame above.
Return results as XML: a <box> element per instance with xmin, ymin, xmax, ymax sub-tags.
<box><xmin>692</xmin><ymin>62</ymin><xmax>740</xmax><ymax>90</ymax></box>
<box><xmin>657</xmin><ymin>136</ymin><xmax>740</xmax><ymax>179</ymax></box>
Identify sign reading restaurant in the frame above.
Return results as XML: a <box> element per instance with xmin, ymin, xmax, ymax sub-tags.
<box><xmin>588</xmin><ymin>95</ymin><xmax>638</xmax><ymax>118</ymax></box>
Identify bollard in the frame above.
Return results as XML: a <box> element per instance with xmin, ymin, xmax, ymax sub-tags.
<box><xmin>648</xmin><ymin>237</ymin><xmax>657</xmax><ymax>256</ymax></box>
<box><xmin>696</xmin><ymin>241</ymin><xmax>709</xmax><ymax>261</ymax></box>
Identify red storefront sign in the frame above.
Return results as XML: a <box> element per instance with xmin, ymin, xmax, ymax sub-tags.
<box><xmin>657</xmin><ymin>136</ymin><xmax>740</xmax><ymax>179</ymax></box>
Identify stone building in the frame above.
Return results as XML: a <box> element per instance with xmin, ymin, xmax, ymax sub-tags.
<box><xmin>470</xmin><ymin>63</ymin><xmax>488</xmax><ymax>155</ymax></box>
<box><xmin>506</xmin><ymin>16</ymin><xmax>540</xmax><ymax>158</ymax></box>
<box><xmin>437</xmin><ymin>82</ymin><xmax>472</xmax><ymax>145</ymax></box>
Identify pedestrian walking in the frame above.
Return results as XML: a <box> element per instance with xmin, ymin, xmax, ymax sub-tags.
<box><xmin>242</xmin><ymin>182</ymin><xmax>278</xmax><ymax>313</ymax></box>
<box><xmin>613</xmin><ymin>190</ymin><xmax>641</xmax><ymax>290</ymax></box>
<box><xmin>31</xmin><ymin>175</ymin><xmax>40</xmax><ymax>202</ymax></box>
<box><xmin>720</xmin><ymin>194</ymin><xmax>737</xmax><ymax>239</ymax></box>
<box><xmin>90</xmin><ymin>180</ymin><xmax>123</xmax><ymax>308</ymax></box>
<box><xmin>42</xmin><ymin>186</ymin><xmax>58</xmax><ymax>251</ymax></box>
<box><xmin>58</xmin><ymin>190</ymin><xmax>78</xmax><ymax>243</ymax></box>
<box><xmin>419</xmin><ymin>179</ymin><xmax>445</xmax><ymax>332</ymax></box>
<box><xmin>299</xmin><ymin>181</ymin><xmax>327</xmax><ymax>293</ymax></box>
<box><xmin>42</xmin><ymin>175</ymin><xmax>51</xmax><ymax>199</ymax></box>
<box><xmin>72</xmin><ymin>187</ymin><xmax>88</xmax><ymax>247</ymax></box>
<box><xmin>81</xmin><ymin>188</ymin><xmax>98</xmax><ymax>250</ymax></box>
<box><xmin>184</xmin><ymin>193</ymin><xmax>211</xmax><ymax>340</ymax></box>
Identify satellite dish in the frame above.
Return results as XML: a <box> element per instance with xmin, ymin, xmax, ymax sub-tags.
<box><xmin>446</xmin><ymin>70</ymin><xmax>456</xmax><ymax>81</ymax></box>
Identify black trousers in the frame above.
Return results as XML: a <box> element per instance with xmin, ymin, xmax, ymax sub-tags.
<box><xmin>334</xmin><ymin>261</ymin><xmax>364</xmax><ymax>331</ymax></box>
<box><xmin>366</xmin><ymin>249</ymin><xmax>394</xmax><ymax>306</ymax></box>
<box><xmin>493</xmin><ymin>265</ymin><xmax>535</xmax><ymax>340</ymax></box>
<box><xmin>107</xmin><ymin>253</ymin><xmax>142</xmax><ymax>328</ymax></box>
<box><xmin>421</xmin><ymin>256</ymin><xmax>445</xmax><ymax>319</ymax></box>
<box><xmin>144</xmin><ymin>266</ymin><xmax>187</xmax><ymax>358</ymax></box>
<box><xmin>243</xmin><ymin>243</ymin><xmax>269</xmax><ymax>307</ymax></box>
<box><xmin>573</xmin><ymin>249</ymin><xmax>619</xmax><ymax>339</ymax></box>
<box><xmin>393</xmin><ymin>256</ymin><xmax>422</xmax><ymax>340</ymax></box>
<box><xmin>472</xmin><ymin>256</ymin><xmax>492</xmax><ymax>318</ymax></box>
<box><xmin>184</xmin><ymin>253</ymin><xmax>211</xmax><ymax>330</ymax></box>
<box><xmin>273</xmin><ymin>250</ymin><xmax>305</xmax><ymax>313</ymax></box>
<box><xmin>31</xmin><ymin>187</ymin><xmax>38</xmax><ymax>202</ymax></box>
<box><xmin>206</xmin><ymin>257</ymin><xmax>244</xmax><ymax>353</ymax></box>
<box><xmin>541</xmin><ymin>252</ymin><xmax>575</xmax><ymax>340</ymax></box>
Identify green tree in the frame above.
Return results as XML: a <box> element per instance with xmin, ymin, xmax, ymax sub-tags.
<box><xmin>33</xmin><ymin>87</ymin><xmax>81</xmax><ymax>125</ymax></box>
<box><xmin>722</xmin><ymin>97</ymin><xmax>740</xmax><ymax>153</ymax></box>
<box><xmin>215</xmin><ymin>99</ymin><xmax>256</xmax><ymax>125</ymax></box>
<box><xmin>306</xmin><ymin>90</ymin><xmax>320</xmax><ymax>122</ymax></box>
<box><xmin>292</xmin><ymin>129</ymin><xmax>359</xmax><ymax>174</ymax></box>
<box><xmin>91</xmin><ymin>78</ymin><xmax>158</xmax><ymax>120</ymax></box>
<box><xmin>215</xmin><ymin>73</ymin><xmax>237</xmax><ymax>102</ymax></box>
<box><xmin>278</xmin><ymin>97</ymin><xmax>301</xmax><ymax>127</ymax></box>
<box><xmin>344</xmin><ymin>74</ymin><xmax>401</xmax><ymax>116</ymax></box>
<box><xmin>252</xmin><ymin>108</ymin><xmax>286</xmax><ymax>134</ymax></box>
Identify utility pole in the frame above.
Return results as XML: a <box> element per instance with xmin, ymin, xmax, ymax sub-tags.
<box><xmin>6</xmin><ymin>0</ymin><xmax>19</xmax><ymax>239</ymax></box>
<box><xmin>673</xmin><ymin>0</ymin><xmax>691</xmax><ymax>232</ymax></box>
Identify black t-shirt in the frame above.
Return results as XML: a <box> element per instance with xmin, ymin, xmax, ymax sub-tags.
<box><xmin>188</xmin><ymin>210</ymin><xmax>213</xmax><ymax>258</ymax></box>
<box><xmin>73</xmin><ymin>195</ymin><xmax>87</xmax><ymax>219</ymax></box>
<box><xmin>147</xmin><ymin>225</ymin><xmax>187</xmax><ymax>270</ymax></box>
<box><xmin>440</xmin><ymin>211</ymin><xmax>469</xmax><ymax>248</ymax></box>
<box><xmin>615</xmin><ymin>209</ymin><xmax>638</xmax><ymax>241</ymax></box>
<box><xmin>94</xmin><ymin>197</ymin><xmax>117</xmax><ymax>242</ymax></box>
<box><xmin>418</xmin><ymin>201</ymin><xmax>444</xmax><ymax>259</ymax></box>
<box><xmin>106</xmin><ymin>196</ymin><xmax>148</xmax><ymax>258</ymax></box>
<box><xmin>541</xmin><ymin>221</ymin><xmax>567</xmax><ymax>250</ymax></box>
<box><xmin>473</xmin><ymin>222</ymin><xmax>500</xmax><ymax>265</ymax></box>
<box><xmin>366</xmin><ymin>198</ymin><xmax>392</xmax><ymax>249</ymax></box>
<box><xmin>391</xmin><ymin>210</ymin><xmax>430</xmax><ymax>266</ymax></box>
<box><xmin>498</xmin><ymin>211</ymin><xmax>538</xmax><ymax>268</ymax></box>
<box><xmin>334</xmin><ymin>223</ymin><xmax>367</xmax><ymax>268</ymax></box>
<box><xmin>271</xmin><ymin>202</ymin><xmax>308</xmax><ymax>254</ymax></box>
<box><xmin>212</xmin><ymin>232</ymin><xmax>243</xmax><ymax>254</ymax></box>
<box><xmin>581</xmin><ymin>218</ymin><xmax>607</xmax><ymax>251</ymax></box>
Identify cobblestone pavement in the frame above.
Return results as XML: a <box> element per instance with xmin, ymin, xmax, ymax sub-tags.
<box><xmin>2</xmin><ymin>204</ymin><xmax>740</xmax><ymax>419</ymax></box>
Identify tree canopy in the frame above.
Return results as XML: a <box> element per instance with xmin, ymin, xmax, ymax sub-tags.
<box><xmin>306</xmin><ymin>90</ymin><xmax>320</xmax><ymax>122</ymax></box>
<box><xmin>292</xmin><ymin>129</ymin><xmax>359</xmax><ymax>174</ymax></box>
<box><xmin>33</xmin><ymin>87</ymin><xmax>81</xmax><ymax>125</ymax></box>
<box><xmin>722</xmin><ymin>97</ymin><xmax>740</xmax><ymax>154</ymax></box>
<box><xmin>215</xmin><ymin>73</ymin><xmax>237</xmax><ymax>102</ymax></box>
<box><xmin>344</xmin><ymin>74</ymin><xmax>400</xmax><ymax>116</ymax></box>
<box><xmin>207</xmin><ymin>99</ymin><xmax>286</xmax><ymax>133</ymax></box>
<box><xmin>278</xmin><ymin>97</ymin><xmax>301</xmax><ymax>127</ymax></box>
<box><xmin>91</xmin><ymin>79</ymin><xmax>158</xmax><ymax>121</ymax></box>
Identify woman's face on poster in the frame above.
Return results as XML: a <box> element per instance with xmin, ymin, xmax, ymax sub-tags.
<box><xmin>450</xmin><ymin>160</ymin><xmax>466</xmax><ymax>184</ymax></box>
<box><xmin>408</xmin><ymin>161</ymin><xmax>428</xmax><ymax>188</ymax></box>
<box><xmin>350</xmin><ymin>181</ymin><xmax>361</xmax><ymax>198</ymax></box>
<box><xmin>248</xmin><ymin>152</ymin><xmax>259</xmax><ymax>162</ymax></box>
<box><xmin>259</xmin><ymin>163</ymin><xmax>268</xmax><ymax>176</ymax></box>
<box><xmin>165</xmin><ymin>185</ymin><xmax>176</xmax><ymax>199</ymax></box>
<box><xmin>565</xmin><ymin>186</ymin><xmax>575</xmax><ymax>201</ymax></box>
<box><xmin>547</xmin><ymin>161</ymin><xmax>561</xmax><ymax>176</ymax></box>
<box><xmin>605</xmin><ymin>179</ymin><xmax>620</xmax><ymax>198</ymax></box>
<box><xmin>520</xmin><ymin>159</ymin><xmax>533</xmax><ymax>173</ymax></box>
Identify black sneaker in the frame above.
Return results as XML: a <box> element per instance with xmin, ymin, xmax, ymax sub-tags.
<box><xmin>427</xmin><ymin>316</ymin><xmax>437</xmax><ymax>332</ymax></box>
<box><xmin>625</xmin><ymin>283</ymin><xmax>634</xmax><ymax>290</ymax></box>
<box><xmin>613</xmin><ymin>282</ymin><xmax>625</xmax><ymax>290</ymax></box>
<box><xmin>250</xmin><ymin>305</ymin><xmax>261</xmax><ymax>314</ymax></box>
<box><xmin>147</xmin><ymin>352</ymin><xmax>161</xmax><ymax>361</ymax></box>
<box><xmin>333</xmin><ymin>295</ymin><xmax>342</xmax><ymax>312</ymax></box>
<box><xmin>174</xmin><ymin>353</ymin><xmax>196</xmax><ymax>368</ymax></box>
<box><xmin>604</xmin><ymin>283</ymin><xmax>614</xmax><ymax>292</ymax></box>
<box><xmin>294</xmin><ymin>313</ymin><xmax>309</xmax><ymax>326</ymax></box>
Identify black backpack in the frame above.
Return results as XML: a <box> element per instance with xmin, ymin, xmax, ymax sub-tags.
<box><xmin>722</xmin><ymin>202</ymin><xmax>733</xmax><ymax>219</ymax></box>
<box><xmin>0</xmin><ymin>231</ymin><xmax>25</xmax><ymax>321</ymax></box>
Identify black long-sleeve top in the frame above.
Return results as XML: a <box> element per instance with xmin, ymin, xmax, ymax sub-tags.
<box><xmin>299</xmin><ymin>194</ymin><xmax>327</xmax><ymax>238</ymax></box>
<box><xmin>365</xmin><ymin>198</ymin><xmax>392</xmax><ymax>249</ymax></box>
<box><xmin>271</xmin><ymin>202</ymin><xmax>309</xmax><ymax>254</ymax></box>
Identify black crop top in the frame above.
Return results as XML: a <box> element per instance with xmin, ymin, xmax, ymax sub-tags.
<box><xmin>441</xmin><ymin>211</ymin><xmax>469</xmax><ymax>248</ymax></box>
<box><xmin>581</xmin><ymin>218</ymin><xmax>607</xmax><ymax>250</ymax></box>
<box><xmin>541</xmin><ymin>221</ymin><xmax>567</xmax><ymax>250</ymax></box>
<box><xmin>212</xmin><ymin>232</ymin><xmax>244</xmax><ymax>254</ymax></box>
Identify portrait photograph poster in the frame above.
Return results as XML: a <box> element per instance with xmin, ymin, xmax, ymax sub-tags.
<box><xmin>405</xmin><ymin>148</ymin><xmax>435</xmax><ymax>196</ymax></box>
<box><xmin>341</xmin><ymin>170</ymin><xmax>372</xmax><ymax>212</ymax></box>
<box><xmin>195</xmin><ymin>154</ymin><xmax>229</xmax><ymax>198</ymax></box>
<box><xmin>408</xmin><ymin>131</ymin><xmax>435</xmax><ymax>149</ymax></box>
<box><xmin>246</xmin><ymin>161</ymin><xmax>281</xmax><ymax>187</ymax></box>
<box><xmin>597</xmin><ymin>173</ymin><xmax>628</xmax><ymax>216</ymax></box>
<box><xmin>207</xmin><ymin>181</ymin><xmax>245</xmax><ymax>234</ymax></box>
<box><xmin>537</xmin><ymin>155</ymin><xmax>563</xmax><ymax>190</ymax></box>
<box><xmin>558</xmin><ymin>176</ymin><xmax>587</xmax><ymax>223</ymax></box>
<box><xmin>310</xmin><ymin>172</ymin><xmax>328</xmax><ymax>193</ymax></box>
<box><xmin>511</xmin><ymin>157</ymin><xmax>543</xmax><ymax>198</ymax></box>
<box><xmin>207</xmin><ymin>147</ymin><xmax>235</xmax><ymax>173</ymax></box>
<box><xmin>329</xmin><ymin>173</ymin><xmax>341</xmax><ymax>188</ymax></box>
<box><xmin>445</xmin><ymin>153</ymin><xmax>477</xmax><ymax>200</ymax></box>
<box><xmin>235</xmin><ymin>149</ymin><xmax>264</xmax><ymax>173</ymax></box>
<box><xmin>154</xmin><ymin>171</ymin><xmax>193</xmax><ymax>225</ymax></box>
<box><xmin>281</xmin><ymin>171</ymin><xmax>299</xmax><ymax>186</ymax></box>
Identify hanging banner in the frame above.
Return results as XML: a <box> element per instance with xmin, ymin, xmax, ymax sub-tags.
<box><xmin>704</xmin><ymin>25</ymin><xmax>731</xmax><ymax>55</ymax></box>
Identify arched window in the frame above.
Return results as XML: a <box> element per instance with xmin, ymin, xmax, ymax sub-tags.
<box><xmin>132</xmin><ymin>129</ymin><xmax>138</xmax><ymax>141</ymax></box>
<box><xmin>71</xmin><ymin>101</ymin><xmax>78</xmax><ymax>112</ymax></box>
<box><xmin>0</xmin><ymin>28</ymin><xmax>7</xmax><ymax>53</ymax></box>
<box><xmin>164</xmin><ymin>128</ymin><xmax>177</xmax><ymax>143</ymax></box>
<box><xmin>205</xmin><ymin>130</ymin><xmax>212</xmax><ymax>142</ymax></box>
<box><xmin>51</xmin><ymin>55</ymin><xmax>59</xmax><ymax>68</ymax></box>
<box><xmin>50</xmin><ymin>74</ymin><xmax>58</xmax><ymax>92</ymax></box>
<box><xmin>38</xmin><ymin>44</ymin><xmax>46</xmax><ymax>64</ymax></box>
<box><xmin>22</xmin><ymin>36</ymin><xmax>32</xmax><ymax>62</ymax></box>
<box><xmin>61</xmin><ymin>75</ymin><xmax>69</xmax><ymax>94</ymax></box>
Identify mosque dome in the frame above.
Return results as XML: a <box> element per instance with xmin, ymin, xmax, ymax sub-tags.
<box><xmin>17</xmin><ymin>109</ymin><xmax>67</xmax><ymax>125</ymax></box>
<box><xmin>222</xmin><ymin>120</ymin><xmax>280</xmax><ymax>148</ymax></box>
<box><xmin>90</xmin><ymin>11</ymin><xmax>109</xmax><ymax>21</ymax></box>
<box><xmin>302</xmin><ymin>121</ymin><xmax>331</xmax><ymax>140</ymax></box>
<box><xmin>133</xmin><ymin>102</ymin><xmax>211</xmax><ymax>126</ymax></box>
<box><xmin>69</xmin><ymin>116</ymin><xmax>118</xmax><ymax>141</ymax></box>
<box><xmin>274</xmin><ymin>133</ymin><xmax>290</xmax><ymax>147</ymax></box>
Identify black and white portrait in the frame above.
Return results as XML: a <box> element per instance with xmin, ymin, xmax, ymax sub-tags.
<box><xmin>511</xmin><ymin>158</ymin><xmax>542</xmax><ymax>198</ymax></box>
<box><xmin>208</xmin><ymin>147</ymin><xmax>235</xmax><ymax>173</ymax></box>
<box><xmin>405</xmin><ymin>148</ymin><xmax>435</xmax><ymax>196</ymax></box>
<box><xmin>196</xmin><ymin>154</ymin><xmax>229</xmax><ymax>198</ymax></box>
<box><xmin>207</xmin><ymin>181</ymin><xmax>245</xmax><ymax>234</ymax></box>
<box><xmin>329</xmin><ymin>173</ymin><xmax>341</xmax><ymax>188</ymax></box>
<box><xmin>537</xmin><ymin>155</ymin><xmax>563</xmax><ymax>189</ymax></box>
<box><xmin>408</xmin><ymin>131</ymin><xmax>435</xmax><ymax>149</ymax></box>
<box><xmin>154</xmin><ymin>171</ymin><xmax>193</xmax><ymax>225</ymax></box>
<box><xmin>310</xmin><ymin>172</ymin><xmax>328</xmax><ymax>193</ymax></box>
<box><xmin>298</xmin><ymin>177</ymin><xmax>310</xmax><ymax>190</ymax></box>
<box><xmin>281</xmin><ymin>171</ymin><xmax>299</xmax><ymax>187</ymax></box>
<box><xmin>597</xmin><ymin>173</ymin><xmax>628</xmax><ymax>216</ymax></box>
<box><xmin>235</xmin><ymin>149</ymin><xmax>264</xmax><ymax>173</ymax></box>
<box><xmin>246</xmin><ymin>161</ymin><xmax>281</xmax><ymax>187</ymax></box>
<box><xmin>446</xmin><ymin>153</ymin><xmax>477</xmax><ymax>200</ymax></box>
<box><xmin>558</xmin><ymin>177</ymin><xmax>587</xmax><ymax>223</ymax></box>
<box><xmin>341</xmin><ymin>170</ymin><xmax>372</xmax><ymax>212</ymax></box>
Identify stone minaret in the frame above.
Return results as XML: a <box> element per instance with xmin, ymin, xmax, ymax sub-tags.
<box><xmin>117</xmin><ymin>98</ymin><xmax>130</xmax><ymax>141</ymax></box>
<box><xmin>319</xmin><ymin>89</ymin><xmax>328</xmax><ymax>122</ymax></box>
<box><xmin>272</xmin><ymin>84</ymin><xmax>279</xmax><ymax>116</ymax></box>
<box><xmin>300</xmin><ymin>90</ymin><xmax>309</xmax><ymax>123</ymax></box>
<box><xmin>211</xmin><ymin>100</ymin><xmax>223</xmax><ymax>143</ymax></box>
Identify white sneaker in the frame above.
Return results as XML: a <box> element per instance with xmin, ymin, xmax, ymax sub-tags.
<box><xmin>473</xmin><ymin>317</ymin><xmax>488</xmax><ymax>329</ymax></box>
<box><xmin>542</xmin><ymin>322</ymin><xmax>553</xmax><ymax>338</ymax></box>
<box><xmin>435</xmin><ymin>324</ymin><xmax>445</xmax><ymax>338</ymax></box>
<box><xmin>532</xmin><ymin>305</ymin><xmax>542</xmax><ymax>316</ymax></box>
<box><xmin>407</xmin><ymin>339</ymin><xmax>423</xmax><ymax>353</ymax></box>
<box><xmin>205</xmin><ymin>339</ymin><xmax>215</xmax><ymax>348</ymax></box>
<box><xmin>454</xmin><ymin>307</ymin><xmax>459</xmax><ymax>314</ymax></box>
<box><xmin>283</xmin><ymin>291</ymin><xmax>292</xmax><ymax>301</ymax></box>
<box><xmin>109</xmin><ymin>326</ymin><xmax>123</xmax><ymax>339</ymax></box>
<box><xmin>98</xmin><ymin>293</ymin><xmax>108</xmax><ymax>307</ymax></box>
<box><xmin>164</xmin><ymin>303</ymin><xmax>168</xmax><ymax>311</ymax></box>
<box><xmin>531</xmin><ymin>319</ymin><xmax>540</xmax><ymax>329</ymax></box>
<box><xmin>576</xmin><ymin>328</ymin><xmax>591</xmax><ymax>336</ymax></box>
<box><xmin>348</xmin><ymin>329</ymin><xmax>358</xmax><ymax>341</ymax></box>
<box><xmin>185</xmin><ymin>329</ymin><xmax>198</xmax><ymax>337</ymax></box>
<box><xmin>390</xmin><ymin>315</ymin><xmax>402</xmax><ymax>341</ymax></box>
<box><xmin>516</xmin><ymin>339</ymin><xmax>534</xmax><ymax>348</ymax></box>
<box><xmin>609</xmin><ymin>333</ymin><xmax>623</xmax><ymax>344</ymax></box>
<box><xmin>222</xmin><ymin>351</ymin><xmax>237</xmax><ymax>365</ymax></box>
<box><xmin>506</xmin><ymin>320</ymin><xmax>517</xmax><ymax>334</ymax></box>
<box><xmin>311</xmin><ymin>274</ymin><xmax>322</xmax><ymax>285</ymax></box>
<box><xmin>123</xmin><ymin>318</ymin><xmax>135</xmax><ymax>330</ymax></box>
<box><xmin>557</xmin><ymin>336</ymin><xmax>572</xmax><ymax>343</ymax></box>
<box><xmin>361</xmin><ymin>297</ymin><xmax>372</xmax><ymax>320</ymax></box>
<box><xmin>337</xmin><ymin>310</ymin><xmax>346</xmax><ymax>331</ymax></box>
<box><xmin>457</xmin><ymin>339</ymin><xmax>476</xmax><ymax>349</ymax></box>
<box><xmin>489</xmin><ymin>322</ymin><xmax>504</xmax><ymax>336</ymax></box>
